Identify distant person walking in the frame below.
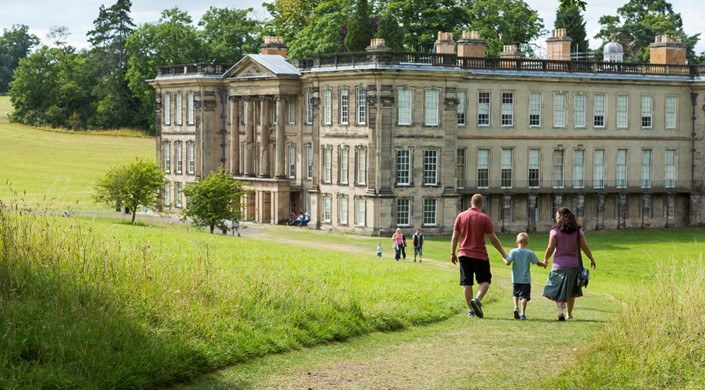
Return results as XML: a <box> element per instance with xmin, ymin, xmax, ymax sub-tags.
<box><xmin>392</xmin><ymin>228</ymin><xmax>403</xmax><ymax>261</ymax></box>
<box><xmin>377</xmin><ymin>242</ymin><xmax>383</xmax><ymax>258</ymax></box>
<box><xmin>412</xmin><ymin>228</ymin><xmax>424</xmax><ymax>263</ymax></box>
<box><xmin>504</xmin><ymin>232</ymin><xmax>546</xmax><ymax>320</ymax></box>
<box><xmin>451</xmin><ymin>194</ymin><xmax>507</xmax><ymax>318</ymax></box>
<box><xmin>542</xmin><ymin>207</ymin><xmax>597</xmax><ymax>321</ymax></box>
<box><xmin>400</xmin><ymin>230</ymin><xmax>408</xmax><ymax>259</ymax></box>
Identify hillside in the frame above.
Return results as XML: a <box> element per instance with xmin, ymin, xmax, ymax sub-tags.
<box><xmin>0</xmin><ymin>96</ymin><xmax>154</xmax><ymax>212</ymax></box>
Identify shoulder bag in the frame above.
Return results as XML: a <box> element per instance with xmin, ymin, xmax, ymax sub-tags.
<box><xmin>575</xmin><ymin>229</ymin><xmax>590</xmax><ymax>288</ymax></box>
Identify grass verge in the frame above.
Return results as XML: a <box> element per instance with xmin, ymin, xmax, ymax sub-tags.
<box><xmin>0</xmin><ymin>200</ymin><xmax>459</xmax><ymax>388</ymax></box>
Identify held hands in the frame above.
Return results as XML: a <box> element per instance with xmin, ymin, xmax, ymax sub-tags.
<box><xmin>590</xmin><ymin>259</ymin><xmax>596</xmax><ymax>270</ymax></box>
<box><xmin>503</xmin><ymin>258</ymin><xmax>511</xmax><ymax>266</ymax></box>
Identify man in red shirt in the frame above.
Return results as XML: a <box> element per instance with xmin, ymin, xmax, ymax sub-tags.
<box><xmin>451</xmin><ymin>194</ymin><xmax>507</xmax><ymax>318</ymax></box>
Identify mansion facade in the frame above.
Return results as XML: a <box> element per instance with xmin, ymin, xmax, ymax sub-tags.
<box><xmin>150</xmin><ymin>31</ymin><xmax>705</xmax><ymax>236</ymax></box>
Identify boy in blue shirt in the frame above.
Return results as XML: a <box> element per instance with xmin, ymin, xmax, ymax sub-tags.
<box><xmin>504</xmin><ymin>232</ymin><xmax>546</xmax><ymax>320</ymax></box>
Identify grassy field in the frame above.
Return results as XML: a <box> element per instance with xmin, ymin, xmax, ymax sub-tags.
<box><xmin>2</xmin><ymin>95</ymin><xmax>704</xmax><ymax>388</ymax></box>
<box><xmin>0</xmin><ymin>96</ymin><xmax>153</xmax><ymax>212</ymax></box>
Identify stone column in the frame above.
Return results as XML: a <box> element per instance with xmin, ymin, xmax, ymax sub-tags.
<box><xmin>275</xmin><ymin>95</ymin><xmax>286</xmax><ymax>178</ymax></box>
<box><xmin>259</xmin><ymin>96</ymin><xmax>271</xmax><ymax>177</ymax></box>
<box><xmin>230</xmin><ymin>96</ymin><xmax>240</xmax><ymax>175</ymax></box>
<box><xmin>244</xmin><ymin>96</ymin><xmax>255</xmax><ymax>176</ymax></box>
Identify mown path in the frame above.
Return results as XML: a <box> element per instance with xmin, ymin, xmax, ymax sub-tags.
<box><xmin>172</xmin><ymin>224</ymin><xmax>620</xmax><ymax>389</ymax></box>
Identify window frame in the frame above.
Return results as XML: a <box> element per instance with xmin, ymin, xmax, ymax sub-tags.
<box><xmin>593</xmin><ymin>94</ymin><xmax>606</xmax><ymax>128</ymax></box>
<box><xmin>477</xmin><ymin>148</ymin><xmax>490</xmax><ymax>188</ymax></box>
<box><xmin>423</xmin><ymin>149</ymin><xmax>438</xmax><ymax>186</ymax></box>
<box><xmin>398</xmin><ymin>87</ymin><xmax>412</xmax><ymax>125</ymax></box>
<box><xmin>528</xmin><ymin>148</ymin><xmax>540</xmax><ymax>189</ymax></box>
<box><xmin>641</xmin><ymin>95</ymin><xmax>653</xmax><ymax>128</ymax></box>
<box><xmin>477</xmin><ymin>91</ymin><xmax>491</xmax><ymax>126</ymax></box>
<box><xmin>422</xmin><ymin>198</ymin><xmax>438</xmax><ymax>226</ymax></box>
<box><xmin>424</xmin><ymin>89</ymin><xmax>439</xmax><ymax>126</ymax></box>
<box><xmin>616</xmin><ymin>95</ymin><xmax>629</xmax><ymax>128</ymax></box>
<box><xmin>529</xmin><ymin>92</ymin><xmax>541</xmax><ymax>127</ymax></box>
<box><xmin>395</xmin><ymin>198</ymin><xmax>411</xmax><ymax>227</ymax></box>
<box><xmin>396</xmin><ymin>149</ymin><xmax>411</xmax><ymax>186</ymax></box>
<box><xmin>357</xmin><ymin>88</ymin><xmax>366</xmax><ymax>125</ymax></box>
<box><xmin>340</xmin><ymin>88</ymin><xmax>349</xmax><ymax>125</ymax></box>
<box><xmin>501</xmin><ymin>91</ymin><xmax>514</xmax><ymax>127</ymax></box>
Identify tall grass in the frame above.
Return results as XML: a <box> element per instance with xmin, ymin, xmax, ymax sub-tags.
<box><xmin>0</xmin><ymin>200</ymin><xmax>458</xmax><ymax>388</ymax></box>
<box><xmin>548</xmin><ymin>258</ymin><xmax>705</xmax><ymax>388</ymax></box>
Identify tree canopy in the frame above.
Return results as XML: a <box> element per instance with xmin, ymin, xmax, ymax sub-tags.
<box><xmin>5</xmin><ymin>0</ymin><xmax>704</xmax><ymax>133</ymax></box>
<box><xmin>181</xmin><ymin>168</ymin><xmax>247</xmax><ymax>234</ymax></box>
<box><xmin>555</xmin><ymin>4</ymin><xmax>589</xmax><ymax>56</ymax></box>
<box><xmin>0</xmin><ymin>25</ymin><xmax>39</xmax><ymax>94</ymax></box>
<box><xmin>93</xmin><ymin>158</ymin><xmax>168</xmax><ymax>225</ymax></box>
<box><xmin>595</xmin><ymin>0</ymin><xmax>701</xmax><ymax>63</ymax></box>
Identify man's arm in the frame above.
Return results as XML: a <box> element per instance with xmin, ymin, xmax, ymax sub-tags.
<box><xmin>450</xmin><ymin>229</ymin><xmax>459</xmax><ymax>264</ymax></box>
<box><xmin>487</xmin><ymin>232</ymin><xmax>507</xmax><ymax>259</ymax></box>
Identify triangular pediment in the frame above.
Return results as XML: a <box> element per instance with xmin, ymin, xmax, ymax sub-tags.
<box><xmin>225</xmin><ymin>54</ymin><xmax>301</xmax><ymax>80</ymax></box>
<box><xmin>230</xmin><ymin>60</ymin><xmax>272</xmax><ymax>79</ymax></box>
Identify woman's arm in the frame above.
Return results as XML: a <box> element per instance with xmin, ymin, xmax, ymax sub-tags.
<box><xmin>580</xmin><ymin>234</ymin><xmax>597</xmax><ymax>269</ymax></box>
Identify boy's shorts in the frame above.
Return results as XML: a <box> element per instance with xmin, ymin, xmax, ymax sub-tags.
<box><xmin>459</xmin><ymin>256</ymin><xmax>492</xmax><ymax>286</ymax></box>
<box><xmin>512</xmin><ymin>283</ymin><xmax>532</xmax><ymax>301</ymax></box>
<box><xmin>414</xmin><ymin>247</ymin><xmax>423</xmax><ymax>257</ymax></box>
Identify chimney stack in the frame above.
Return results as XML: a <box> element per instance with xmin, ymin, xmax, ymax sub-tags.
<box><xmin>260</xmin><ymin>36</ymin><xmax>288</xmax><ymax>57</ymax></box>
<box><xmin>499</xmin><ymin>45</ymin><xmax>523</xmax><ymax>59</ymax></box>
<box><xmin>649</xmin><ymin>35</ymin><xmax>686</xmax><ymax>65</ymax></box>
<box><xmin>434</xmin><ymin>31</ymin><xmax>456</xmax><ymax>54</ymax></box>
<box><xmin>546</xmin><ymin>28</ymin><xmax>572</xmax><ymax>61</ymax></box>
<box><xmin>457</xmin><ymin>31</ymin><xmax>486</xmax><ymax>58</ymax></box>
<box><xmin>366</xmin><ymin>38</ymin><xmax>391</xmax><ymax>52</ymax></box>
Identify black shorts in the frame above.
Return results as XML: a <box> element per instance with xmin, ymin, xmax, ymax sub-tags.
<box><xmin>458</xmin><ymin>256</ymin><xmax>492</xmax><ymax>286</ymax></box>
<box><xmin>512</xmin><ymin>283</ymin><xmax>532</xmax><ymax>301</ymax></box>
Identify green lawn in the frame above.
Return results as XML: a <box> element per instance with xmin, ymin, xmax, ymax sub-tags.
<box><xmin>0</xmin><ymin>96</ymin><xmax>153</xmax><ymax>212</ymax></box>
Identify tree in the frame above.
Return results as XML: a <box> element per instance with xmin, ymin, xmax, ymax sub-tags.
<box><xmin>375</xmin><ymin>10</ymin><xmax>405</xmax><ymax>51</ymax></box>
<box><xmin>9</xmin><ymin>45</ymin><xmax>98</xmax><ymax>128</ymax></box>
<box><xmin>344</xmin><ymin>0</ymin><xmax>374</xmax><ymax>52</ymax></box>
<box><xmin>285</xmin><ymin>0</ymin><xmax>350</xmax><ymax>58</ymax></box>
<box><xmin>87</xmin><ymin>0</ymin><xmax>139</xmax><ymax>129</ymax></box>
<box><xmin>383</xmin><ymin>0</ymin><xmax>471</xmax><ymax>52</ymax></box>
<box><xmin>125</xmin><ymin>7</ymin><xmax>205</xmax><ymax>132</ymax></box>
<box><xmin>555</xmin><ymin>4</ymin><xmax>589</xmax><ymax>55</ymax></box>
<box><xmin>0</xmin><ymin>24</ymin><xmax>40</xmax><ymax>93</ymax></box>
<box><xmin>181</xmin><ymin>168</ymin><xmax>246</xmax><ymax>234</ymax></box>
<box><xmin>595</xmin><ymin>0</ymin><xmax>701</xmax><ymax>63</ymax></box>
<box><xmin>198</xmin><ymin>7</ymin><xmax>262</xmax><ymax>63</ymax></box>
<box><xmin>466</xmin><ymin>0</ymin><xmax>545</xmax><ymax>57</ymax></box>
<box><xmin>262</xmin><ymin>0</ymin><xmax>321</xmax><ymax>45</ymax></box>
<box><xmin>93</xmin><ymin>158</ymin><xmax>168</xmax><ymax>225</ymax></box>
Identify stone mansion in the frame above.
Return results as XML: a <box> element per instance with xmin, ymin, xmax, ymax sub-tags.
<box><xmin>150</xmin><ymin>30</ymin><xmax>705</xmax><ymax>236</ymax></box>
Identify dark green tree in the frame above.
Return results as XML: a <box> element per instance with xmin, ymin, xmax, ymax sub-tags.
<box><xmin>262</xmin><ymin>0</ymin><xmax>320</xmax><ymax>45</ymax></box>
<box><xmin>555</xmin><ymin>4</ymin><xmax>589</xmax><ymax>55</ymax></box>
<box><xmin>181</xmin><ymin>168</ymin><xmax>246</xmax><ymax>234</ymax></box>
<box><xmin>383</xmin><ymin>0</ymin><xmax>471</xmax><ymax>52</ymax></box>
<box><xmin>9</xmin><ymin>45</ymin><xmax>98</xmax><ymax>129</ymax></box>
<box><xmin>595</xmin><ymin>0</ymin><xmax>700</xmax><ymax>62</ymax></box>
<box><xmin>93</xmin><ymin>158</ymin><xmax>168</xmax><ymax>225</ymax></box>
<box><xmin>87</xmin><ymin>0</ymin><xmax>139</xmax><ymax>129</ymax></box>
<box><xmin>0</xmin><ymin>25</ymin><xmax>40</xmax><ymax>93</ymax></box>
<box><xmin>287</xmin><ymin>0</ymin><xmax>350</xmax><ymax>58</ymax></box>
<box><xmin>199</xmin><ymin>7</ymin><xmax>262</xmax><ymax>63</ymax></box>
<box><xmin>375</xmin><ymin>10</ymin><xmax>405</xmax><ymax>51</ymax></box>
<box><xmin>344</xmin><ymin>0</ymin><xmax>374</xmax><ymax>52</ymax></box>
<box><xmin>466</xmin><ymin>0</ymin><xmax>545</xmax><ymax>57</ymax></box>
<box><xmin>125</xmin><ymin>7</ymin><xmax>205</xmax><ymax>132</ymax></box>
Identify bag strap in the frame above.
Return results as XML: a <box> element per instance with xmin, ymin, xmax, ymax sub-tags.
<box><xmin>577</xmin><ymin>229</ymin><xmax>584</xmax><ymax>271</ymax></box>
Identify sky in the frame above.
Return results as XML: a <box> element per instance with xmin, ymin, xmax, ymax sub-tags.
<box><xmin>1</xmin><ymin>0</ymin><xmax>703</xmax><ymax>54</ymax></box>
